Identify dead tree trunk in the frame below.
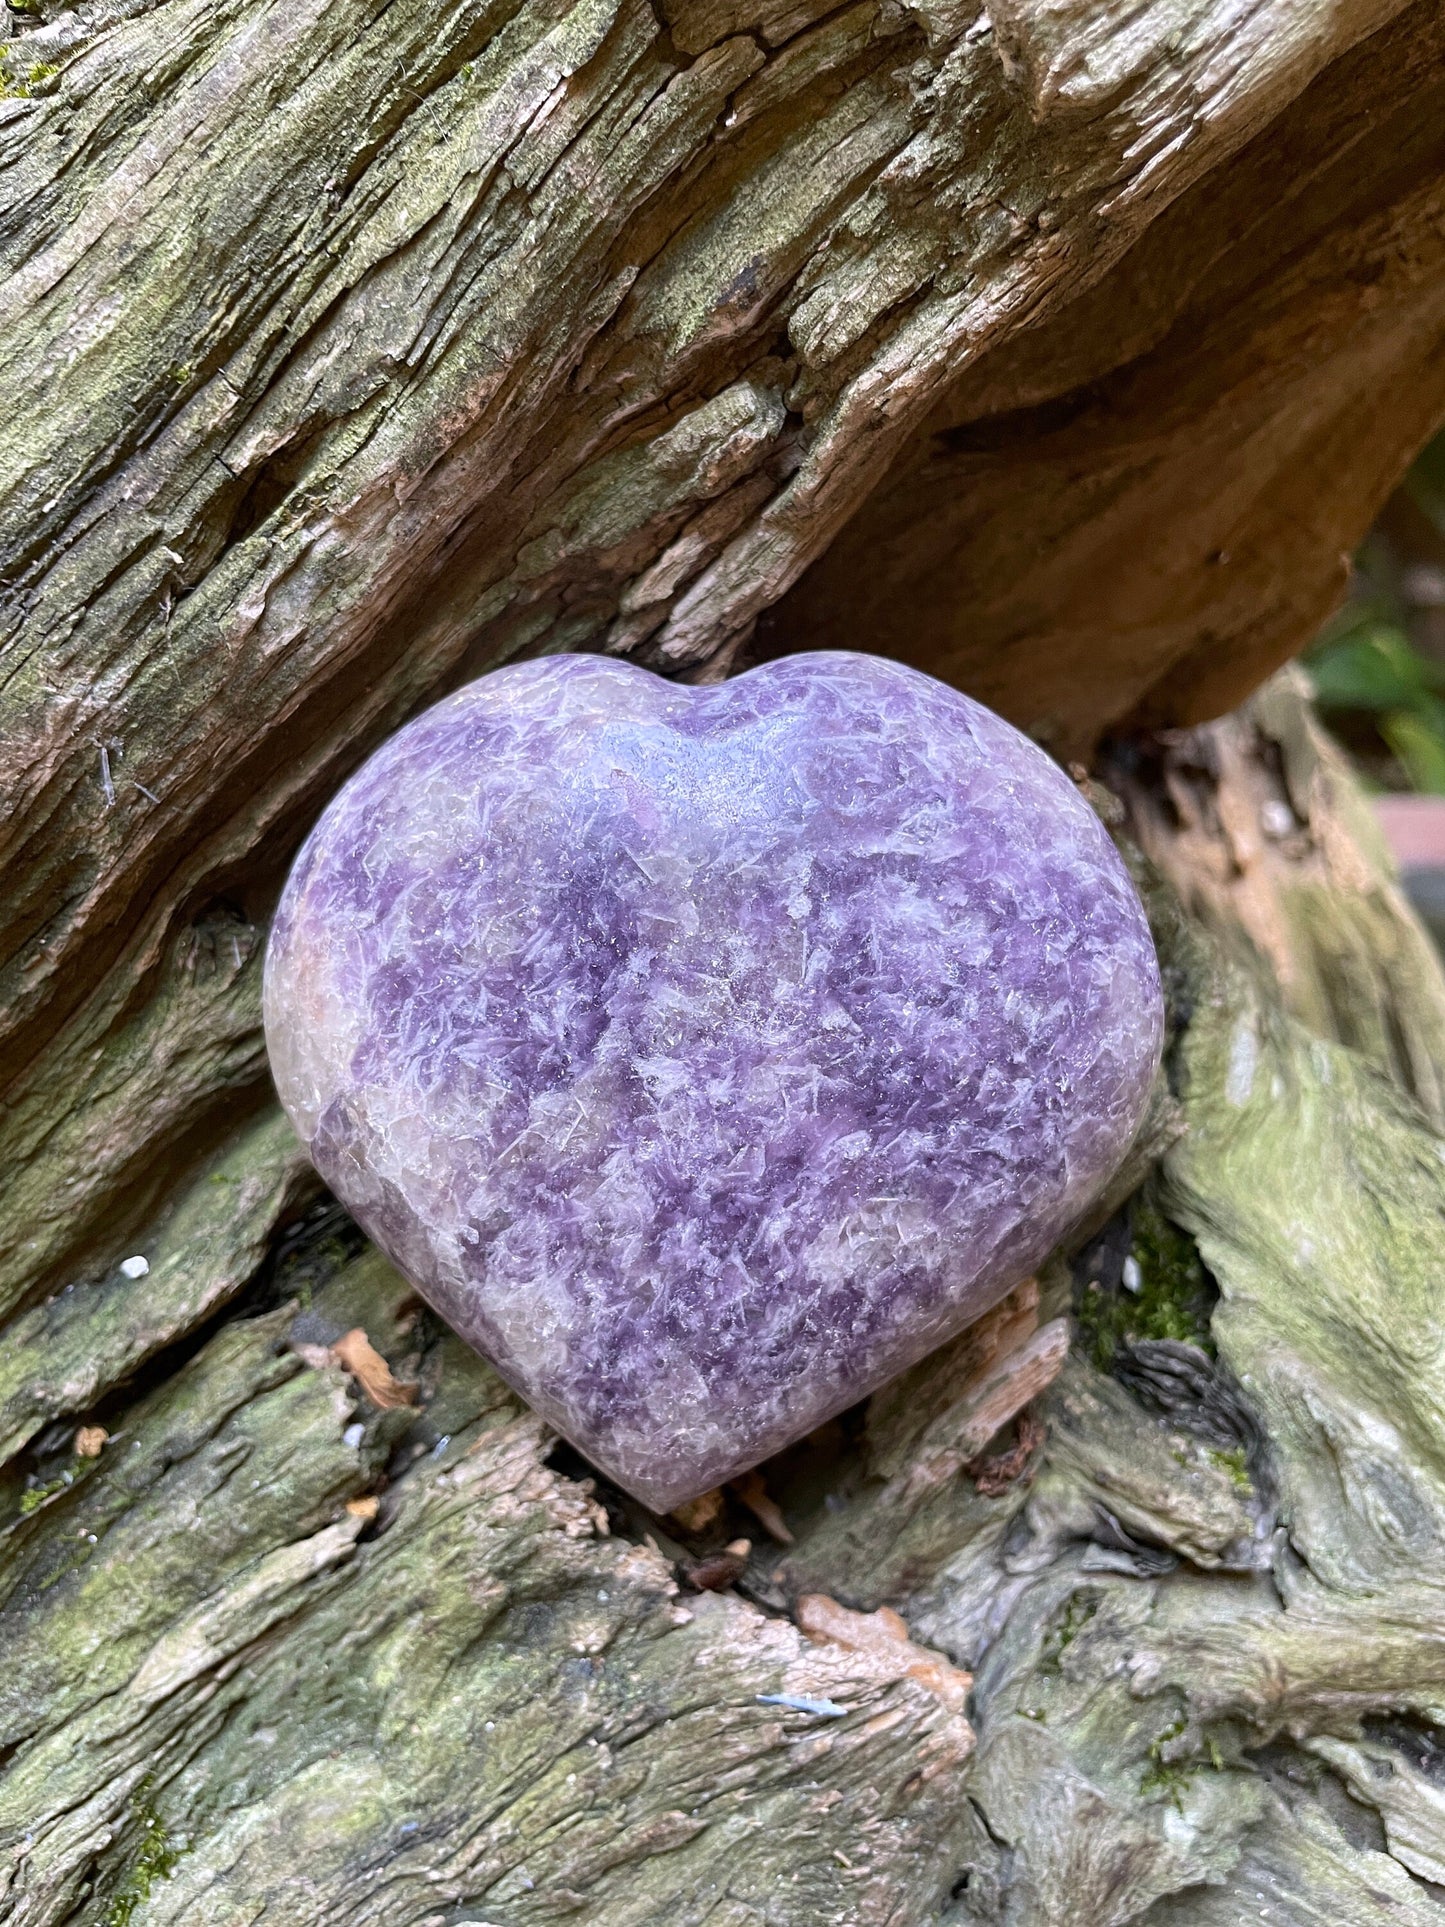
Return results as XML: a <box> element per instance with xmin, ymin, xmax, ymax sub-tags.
<box><xmin>4</xmin><ymin>0</ymin><xmax>1445</xmax><ymax>1920</ymax></box>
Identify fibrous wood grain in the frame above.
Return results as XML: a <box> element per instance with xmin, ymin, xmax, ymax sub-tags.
<box><xmin>766</xmin><ymin>2</ymin><xmax>1445</xmax><ymax>746</ymax></box>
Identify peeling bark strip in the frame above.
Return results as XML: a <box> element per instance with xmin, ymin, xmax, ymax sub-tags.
<box><xmin>6</xmin><ymin>0</ymin><xmax>1445</xmax><ymax>1911</ymax></box>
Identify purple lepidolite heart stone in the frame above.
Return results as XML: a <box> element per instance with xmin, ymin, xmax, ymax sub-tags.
<box><xmin>264</xmin><ymin>652</ymin><xmax>1163</xmax><ymax>1510</ymax></box>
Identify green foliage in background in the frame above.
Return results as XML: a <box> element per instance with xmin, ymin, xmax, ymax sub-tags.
<box><xmin>1308</xmin><ymin>614</ymin><xmax>1445</xmax><ymax>792</ymax></box>
<box><xmin>1306</xmin><ymin>429</ymin><xmax>1445</xmax><ymax>793</ymax></box>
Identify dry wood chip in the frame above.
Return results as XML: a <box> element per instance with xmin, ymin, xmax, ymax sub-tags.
<box><xmin>670</xmin><ymin>1487</ymin><xmax>725</xmax><ymax>1533</ymax></box>
<box><xmin>730</xmin><ymin>1468</ymin><xmax>795</xmax><ymax>1544</ymax></box>
<box><xmin>795</xmin><ymin>1592</ymin><xmax>972</xmax><ymax>1713</ymax></box>
<box><xmin>332</xmin><ymin>1328</ymin><xmax>419</xmax><ymax>1409</ymax></box>
<box><xmin>73</xmin><ymin>1424</ymin><xmax>108</xmax><ymax>1458</ymax></box>
<box><xmin>685</xmin><ymin>1538</ymin><xmax>752</xmax><ymax>1591</ymax></box>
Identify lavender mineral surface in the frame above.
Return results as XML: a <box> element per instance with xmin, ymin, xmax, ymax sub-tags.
<box><xmin>264</xmin><ymin>652</ymin><xmax>1163</xmax><ymax>1510</ymax></box>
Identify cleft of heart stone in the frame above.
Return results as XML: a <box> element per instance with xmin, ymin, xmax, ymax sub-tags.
<box><xmin>264</xmin><ymin>651</ymin><xmax>1163</xmax><ymax>1511</ymax></box>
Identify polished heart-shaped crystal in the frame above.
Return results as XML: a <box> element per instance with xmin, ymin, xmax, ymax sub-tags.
<box><xmin>264</xmin><ymin>653</ymin><xmax>1163</xmax><ymax>1509</ymax></box>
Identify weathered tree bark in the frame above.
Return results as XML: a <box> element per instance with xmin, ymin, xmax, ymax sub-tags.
<box><xmin>5</xmin><ymin>0</ymin><xmax>1445</xmax><ymax>1919</ymax></box>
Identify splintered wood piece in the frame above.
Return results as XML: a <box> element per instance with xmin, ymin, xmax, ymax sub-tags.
<box><xmin>670</xmin><ymin>1488</ymin><xmax>726</xmax><ymax>1534</ymax></box>
<box><xmin>865</xmin><ymin>1277</ymin><xmax>1041</xmax><ymax>1481</ymax></box>
<box><xmin>885</xmin><ymin>1319</ymin><xmax>1070</xmax><ymax>1507</ymax></box>
<box><xmin>731</xmin><ymin>1470</ymin><xmax>796</xmax><ymax>1544</ymax></box>
<box><xmin>331</xmin><ymin>1329</ymin><xmax>420</xmax><ymax>1410</ymax></box>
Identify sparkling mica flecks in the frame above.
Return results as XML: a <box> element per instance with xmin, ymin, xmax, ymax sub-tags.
<box><xmin>264</xmin><ymin>652</ymin><xmax>1165</xmax><ymax>1511</ymax></box>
